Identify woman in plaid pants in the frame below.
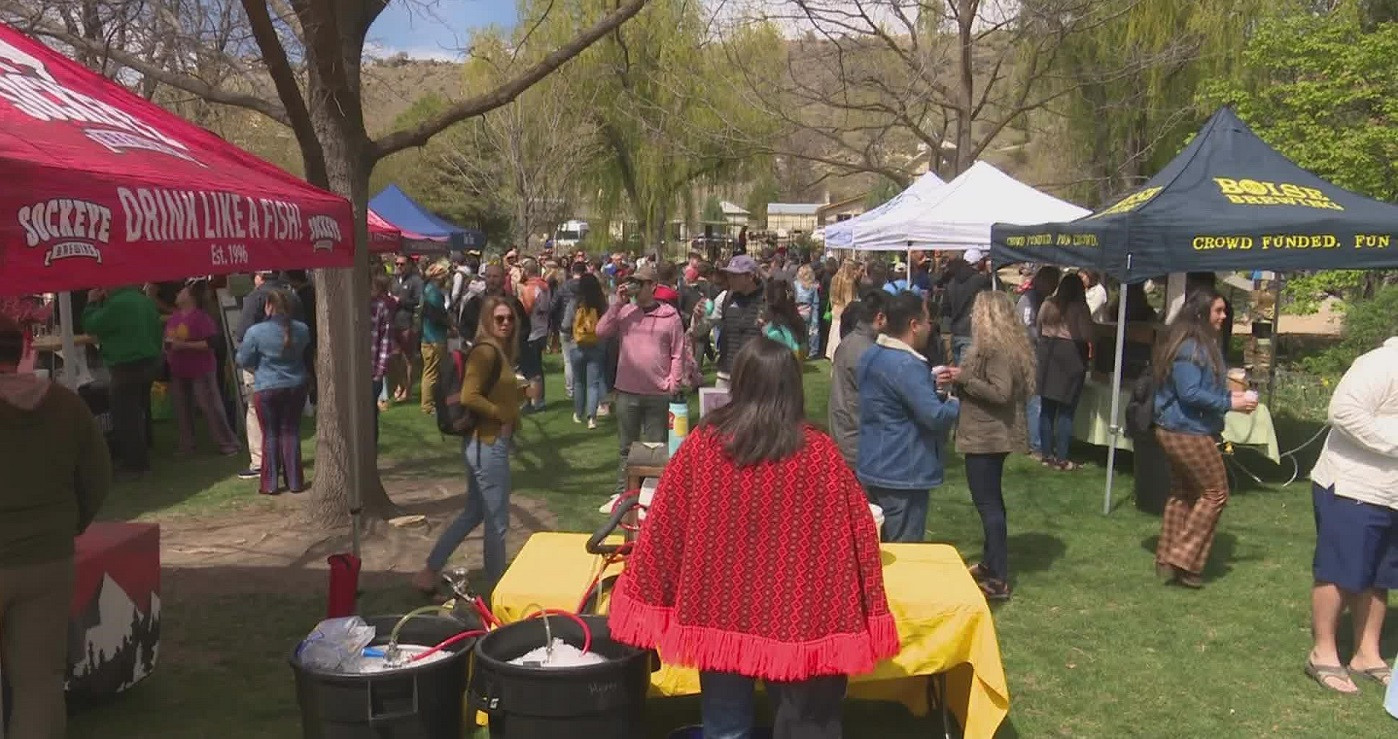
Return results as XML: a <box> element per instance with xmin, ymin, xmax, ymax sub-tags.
<box><xmin>1150</xmin><ymin>287</ymin><xmax>1257</xmax><ymax>588</ymax></box>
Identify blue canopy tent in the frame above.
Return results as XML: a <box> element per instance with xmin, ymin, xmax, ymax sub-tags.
<box><xmin>368</xmin><ymin>184</ymin><xmax>485</xmax><ymax>252</ymax></box>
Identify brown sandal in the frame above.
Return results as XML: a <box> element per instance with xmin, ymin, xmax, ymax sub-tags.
<box><xmin>978</xmin><ymin>578</ymin><xmax>1012</xmax><ymax>601</ymax></box>
<box><xmin>1349</xmin><ymin>663</ymin><xmax>1393</xmax><ymax>686</ymax></box>
<box><xmin>1305</xmin><ymin>660</ymin><xmax>1359</xmax><ymax>694</ymax></box>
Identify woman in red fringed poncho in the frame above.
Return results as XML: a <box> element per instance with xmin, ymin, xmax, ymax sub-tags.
<box><xmin>608</xmin><ymin>337</ymin><xmax>898</xmax><ymax>739</ymax></box>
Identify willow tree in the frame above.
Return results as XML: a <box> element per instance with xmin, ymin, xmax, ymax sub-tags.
<box><xmin>522</xmin><ymin>0</ymin><xmax>782</xmax><ymax>250</ymax></box>
<box><xmin>6</xmin><ymin>0</ymin><xmax>650</xmax><ymax>532</ymax></box>
<box><xmin>1049</xmin><ymin>0</ymin><xmax>1267</xmax><ymax>203</ymax></box>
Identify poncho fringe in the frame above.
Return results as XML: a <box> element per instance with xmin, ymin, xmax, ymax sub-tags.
<box><xmin>610</xmin><ymin>588</ymin><xmax>900</xmax><ymax>681</ymax></box>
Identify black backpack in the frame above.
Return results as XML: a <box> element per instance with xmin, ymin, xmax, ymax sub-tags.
<box><xmin>1124</xmin><ymin>370</ymin><xmax>1158</xmax><ymax>441</ymax></box>
<box><xmin>433</xmin><ymin>343</ymin><xmax>502</xmax><ymax>438</ymax></box>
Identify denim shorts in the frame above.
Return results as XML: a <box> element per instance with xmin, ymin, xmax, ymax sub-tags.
<box><xmin>1312</xmin><ymin>483</ymin><xmax>1398</xmax><ymax>592</ymax></box>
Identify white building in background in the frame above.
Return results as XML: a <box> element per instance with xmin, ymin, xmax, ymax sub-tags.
<box><xmin>766</xmin><ymin>202</ymin><xmax>821</xmax><ymax>234</ymax></box>
<box><xmin>719</xmin><ymin>201</ymin><xmax>750</xmax><ymax>234</ymax></box>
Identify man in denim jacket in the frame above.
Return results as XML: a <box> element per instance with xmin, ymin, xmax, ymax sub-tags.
<box><xmin>856</xmin><ymin>292</ymin><xmax>961</xmax><ymax>542</ymax></box>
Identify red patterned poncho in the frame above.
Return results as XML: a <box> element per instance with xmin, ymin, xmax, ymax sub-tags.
<box><xmin>608</xmin><ymin>425</ymin><xmax>899</xmax><ymax>681</ymax></box>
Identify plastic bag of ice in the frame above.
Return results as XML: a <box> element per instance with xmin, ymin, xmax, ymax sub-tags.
<box><xmin>297</xmin><ymin>616</ymin><xmax>376</xmax><ymax>671</ymax></box>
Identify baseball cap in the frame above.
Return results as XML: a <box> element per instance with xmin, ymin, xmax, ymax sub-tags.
<box><xmin>628</xmin><ymin>264</ymin><xmax>658</xmax><ymax>282</ymax></box>
<box><xmin>964</xmin><ymin>247</ymin><xmax>986</xmax><ymax>263</ymax></box>
<box><xmin>720</xmin><ymin>254</ymin><xmax>759</xmax><ymax>275</ymax></box>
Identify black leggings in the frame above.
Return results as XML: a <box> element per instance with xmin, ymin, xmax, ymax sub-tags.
<box><xmin>965</xmin><ymin>452</ymin><xmax>1009</xmax><ymax>581</ymax></box>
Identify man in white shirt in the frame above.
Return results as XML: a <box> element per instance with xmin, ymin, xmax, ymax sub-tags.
<box><xmin>1305</xmin><ymin>337</ymin><xmax>1398</xmax><ymax>693</ymax></box>
<box><xmin>1081</xmin><ymin>270</ymin><xmax>1110</xmax><ymax>323</ymax></box>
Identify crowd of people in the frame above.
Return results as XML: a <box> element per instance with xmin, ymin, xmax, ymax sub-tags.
<box><xmin>390</xmin><ymin>244</ymin><xmax>1274</xmax><ymax>610</ymax></box>
<box><xmin>0</xmin><ymin>236</ymin><xmax>1392</xmax><ymax>737</ymax></box>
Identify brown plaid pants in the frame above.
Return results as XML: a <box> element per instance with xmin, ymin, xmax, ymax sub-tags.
<box><xmin>1155</xmin><ymin>427</ymin><xmax>1230</xmax><ymax>575</ymax></box>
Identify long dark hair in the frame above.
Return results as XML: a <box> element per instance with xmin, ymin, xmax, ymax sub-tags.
<box><xmin>265</xmin><ymin>289</ymin><xmax>294</xmax><ymax>357</ymax></box>
<box><xmin>700</xmin><ymin>337</ymin><xmax>806</xmax><ymax>465</ymax></box>
<box><xmin>577</xmin><ymin>273</ymin><xmax>607</xmax><ymax>315</ymax></box>
<box><xmin>764</xmin><ymin>278</ymin><xmax>806</xmax><ymax>338</ymax></box>
<box><xmin>1049</xmin><ymin>271</ymin><xmax>1087</xmax><ymax>309</ymax></box>
<box><xmin>1152</xmin><ymin>286</ymin><xmax>1225</xmax><ymax>386</ymax></box>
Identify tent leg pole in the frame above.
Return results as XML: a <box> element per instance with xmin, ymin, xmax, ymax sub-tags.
<box><xmin>1267</xmin><ymin>277</ymin><xmax>1281</xmax><ymax>409</ymax></box>
<box><xmin>1103</xmin><ymin>295</ymin><xmax>1129</xmax><ymax>515</ymax></box>
<box><xmin>57</xmin><ymin>292</ymin><xmax>81</xmax><ymax>388</ymax></box>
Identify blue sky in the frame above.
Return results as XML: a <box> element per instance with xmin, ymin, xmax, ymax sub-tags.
<box><xmin>370</xmin><ymin>0</ymin><xmax>519</xmax><ymax>60</ymax></box>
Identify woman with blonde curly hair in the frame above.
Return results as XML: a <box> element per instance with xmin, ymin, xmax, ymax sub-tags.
<box><xmin>951</xmin><ymin>291</ymin><xmax>1036</xmax><ymax>600</ymax></box>
<box><xmin>824</xmin><ymin>259</ymin><xmax>862</xmax><ymax>360</ymax></box>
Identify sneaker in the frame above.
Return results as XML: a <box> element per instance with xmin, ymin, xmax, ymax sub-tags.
<box><xmin>573</xmin><ymin>413</ymin><xmax>582</xmax><ymax>424</ymax></box>
<box><xmin>587</xmin><ymin>419</ymin><xmax>597</xmax><ymax>430</ymax></box>
<box><xmin>237</xmin><ymin>468</ymin><xmax>261</xmax><ymax>480</ymax></box>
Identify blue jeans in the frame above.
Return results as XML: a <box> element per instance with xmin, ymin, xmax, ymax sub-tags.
<box><xmin>1026</xmin><ymin>395</ymin><xmax>1043</xmax><ymax>454</ymax></box>
<box><xmin>951</xmin><ymin>335</ymin><xmax>973</xmax><ymax>366</ymax></box>
<box><xmin>426</xmin><ymin>435</ymin><xmax>512</xmax><ymax>582</ymax></box>
<box><xmin>806</xmin><ymin>315</ymin><xmax>821</xmax><ymax>357</ymax></box>
<box><xmin>568</xmin><ymin>342</ymin><xmax>606</xmax><ymax>420</ymax></box>
<box><xmin>699</xmin><ymin>671</ymin><xmax>847</xmax><ymax>739</ymax></box>
<box><xmin>865</xmin><ymin>485</ymin><xmax>929</xmax><ymax>542</ymax></box>
<box><xmin>1039</xmin><ymin>397</ymin><xmax>1078</xmax><ymax>461</ymax></box>
<box><xmin>561</xmin><ymin>337</ymin><xmax>577</xmax><ymax>397</ymax></box>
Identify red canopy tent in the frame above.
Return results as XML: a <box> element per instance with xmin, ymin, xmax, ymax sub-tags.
<box><xmin>0</xmin><ymin>23</ymin><xmax>355</xmax><ymax>296</ymax></box>
<box><xmin>367</xmin><ymin>208</ymin><xmax>401</xmax><ymax>254</ymax></box>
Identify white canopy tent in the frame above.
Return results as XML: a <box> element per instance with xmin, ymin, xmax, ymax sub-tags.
<box><xmin>851</xmin><ymin>161</ymin><xmax>1090</xmax><ymax>252</ymax></box>
<box><xmin>823</xmin><ymin>171</ymin><xmax>946</xmax><ymax>249</ymax></box>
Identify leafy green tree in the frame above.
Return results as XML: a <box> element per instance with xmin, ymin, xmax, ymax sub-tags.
<box><xmin>1199</xmin><ymin>2</ymin><xmax>1398</xmax><ymax>311</ymax></box>
<box><xmin>864</xmin><ymin>178</ymin><xmax>902</xmax><ymax>210</ymax></box>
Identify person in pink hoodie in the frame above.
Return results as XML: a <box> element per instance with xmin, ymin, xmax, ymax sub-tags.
<box><xmin>597</xmin><ymin>264</ymin><xmax>687</xmax><ymax>495</ymax></box>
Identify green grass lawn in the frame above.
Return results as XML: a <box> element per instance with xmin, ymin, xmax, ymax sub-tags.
<box><xmin>70</xmin><ymin>357</ymin><xmax>1396</xmax><ymax>737</ymax></box>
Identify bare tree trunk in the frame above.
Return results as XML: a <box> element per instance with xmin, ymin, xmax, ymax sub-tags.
<box><xmin>955</xmin><ymin>0</ymin><xmax>976</xmax><ymax>175</ymax></box>
<box><xmin>299</xmin><ymin>59</ymin><xmax>396</xmax><ymax>529</ymax></box>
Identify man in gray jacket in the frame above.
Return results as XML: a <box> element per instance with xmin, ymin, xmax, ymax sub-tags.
<box><xmin>828</xmin><ymin>289</ymin><xmax>887</xmax><ymax>469</ymax></box>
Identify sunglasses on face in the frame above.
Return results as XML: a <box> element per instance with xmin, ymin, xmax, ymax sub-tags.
<box><xmin>493</xmin><ymin>315</ymin><xmax>515</xmax><ymax>325</ymax></box>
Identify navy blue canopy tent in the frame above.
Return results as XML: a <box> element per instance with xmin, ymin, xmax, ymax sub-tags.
<box><xmin>990</xmin><ymin>107</ymin><xmax>1398</xmax><ymax>513</ymax></box>
<box><xmin>991</xmin><ymin>107</ymin><xmax>1398</xmax><ymax>282</ymax></box>
<box><xmin>369</xmin><ymin>184</ymin><xmax>485</xmax><ymax>252</ymax></box>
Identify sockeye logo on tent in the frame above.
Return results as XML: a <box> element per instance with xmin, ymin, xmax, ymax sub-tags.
<box><xmin>307</xmin><ymin>215</ymin><xmax>343</xmax><ymax>251</ymax></box>
<box><xmin>0</xmin><ymin>38</ymin><xmax>204</xmax><ymax>166</ymax></box>
<box><xmin>18</xmin><ymin>198</ymin><xmax>112</xmax><ymax>266</ymax></box>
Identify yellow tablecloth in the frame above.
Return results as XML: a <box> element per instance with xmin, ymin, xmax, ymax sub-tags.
<box><xmin>494</xmin><ymin>532</ymin><xmax>1010</xmax><ymax>739</ymax></box>
<box><xmin>1073</xmin><ymin>378</ymin><xmax>1281</xmax><ymax>462</ymax></box>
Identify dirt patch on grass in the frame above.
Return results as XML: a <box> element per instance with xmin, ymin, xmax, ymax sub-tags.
<box><xmin>160</xmin><ymin>475</ymin><xmax>557</xmax><ymax>598</ymax></box>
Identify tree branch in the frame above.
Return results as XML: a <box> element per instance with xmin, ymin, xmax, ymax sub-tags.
<box><xmin>239</xmin><ymin>0</ymin><xmax>323</xmax><ymax>178</ymax></box>
<box><xmin>22</xmin><ymin>18</ymin><xmax>291</xmax><ymax>125</ymax></box>
<box><xmin>371</xmin><ymin>0</ymin><xmax>651</xmax><ymax>159</ymax></box>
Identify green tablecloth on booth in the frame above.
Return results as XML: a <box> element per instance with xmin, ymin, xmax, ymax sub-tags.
<box><xmin>1071</xmin><ymin>378</ymin><xmax>1280</xmax><ymax>463</ymax></box>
